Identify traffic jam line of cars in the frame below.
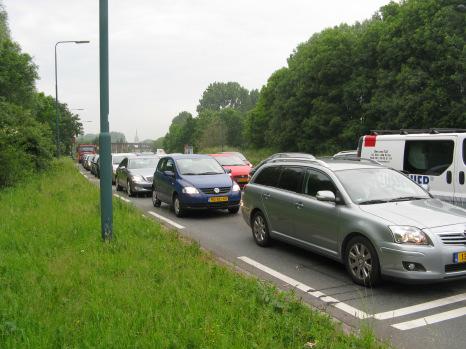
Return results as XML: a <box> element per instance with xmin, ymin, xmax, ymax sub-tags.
<box><xmin>79</xmin><ymin>130</ymin><xmax>466</xmax><ymax>333</ymax></box>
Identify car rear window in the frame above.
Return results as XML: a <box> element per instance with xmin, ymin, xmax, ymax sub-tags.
<box><xmin>276</xmin><ymin>167</ymin><xmax>305</xmax><ymax>193</ymax></box>
<box><xmin>254</xmin><ymin>166</ymin><xmax>281</xmax><ymax>187</ymax></box>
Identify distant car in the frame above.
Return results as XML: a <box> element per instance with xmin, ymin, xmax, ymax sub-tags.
<box><xmin>222</xmin><ymin>151</ymin><xmax>252</xmax><ymax>167</ymax></box>
<box><xmin>111</xmin><ymin>153</ymin><xmax>134</xmax><ymax>184</ymax></box>
<box><xmin>210</xmin><ymin>153</ymin><xmax>251</xmax><ymax>188</ymax></box>
<box><xmin>152</xmin><ymin>154</ymin><xmax>241</xmax><ymax>217</ymax></box>
<box><xmin>82</xmin><ymin>154</ymin><xmax>92</xmax><ymax>171</ymax></box>
<box><xmin>115</xmin><ymin>156</ymin><xmax>160</xmax><ymax>196</ymax></box>
<box><xmin>333</xmin><ymin>150</ymin><xmax>358</xmax><ymax>159</ymax></box>
<box><xmin>90</xmin><ymin>155</ymin><xmax>100</xmax><ymax>176</ymax></box>
<box><xmin>242</xmin><ymin>157</ymin><xmax>466</xmax><ymax>286</ymax></box>
<box><xmin>250</xmin><ymin>153</ymin><xmax>316</xmax><ymax>177</ymax></box>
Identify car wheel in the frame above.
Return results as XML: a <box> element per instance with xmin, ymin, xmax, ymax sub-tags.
<box><xmin>173</xmin><ymin>194</ymin><xmax>185</xmax><ymax>217</ymax></box>
<box><xmin>115</xmin><ymin>177</ymin><xmax>122</xmax><ymax>191</ymax></box>
<box><xmin>127</xmin><ymin>180</ymin><xmax>133</xmax><ymax>197</ymax></box>
<box><xmin>152</xmin><ymin>189</ymin><xmax>161</xmax><ymax>207</ymax></box>
<box><xmin>228</xmin><ymin>206</ymin><xmax>240</xmax><ymax>214</ymax></box>
<box><xmin>251</xmin><ymin>211</ymin><xmax>271</xmax><ymax>247</ymax></box>
<box><xmin>345</xmin><ymin>236</ymin><xmax>381</xmax><ymax>287</ymax></box>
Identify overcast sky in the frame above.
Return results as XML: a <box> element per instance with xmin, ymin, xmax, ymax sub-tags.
<box><xmin>4</xmin><ymin>0</ymin><xmax>389</xmax><ymax>141</ymax></box>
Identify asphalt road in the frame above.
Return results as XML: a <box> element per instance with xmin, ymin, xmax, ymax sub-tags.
<box><xmin>80</xmin><ymin>166</ymin><xmax>466</xmax><ymax>349</ymax></box>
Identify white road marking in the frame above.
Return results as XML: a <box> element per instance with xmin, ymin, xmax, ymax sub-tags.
<box><xmin>392</xmin><ymin>307</ymin><xmax>466</xmax><ymax>330</ymax></box>
<box><xmin>113</xmin><ymin>194</ymin><xmax>130</xmax><ymax>203</ymax></box>
<box><xmin>238</xmin><ymin>256</ymin><xmax>371</xmax><ymax>319</ymax></box>
<box><xmin>374</xmin><ymin>293</ymin><xmax>466</xmax><ymax>320</ymax></box>
<box><xmin>148</xmin><ymin>211</ymin><xmax>185</xmax><ymax>230</ymax></box>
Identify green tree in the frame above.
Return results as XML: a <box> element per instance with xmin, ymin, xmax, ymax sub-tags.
<box><xmin>197</xmin><ymin>82</ymin><xmax>258</xmax><ymax>114</ymax></box>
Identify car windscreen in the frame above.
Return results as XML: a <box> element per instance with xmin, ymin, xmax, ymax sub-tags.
<box><xmin>112</xmin><ymin>155</ymin><xmax>125</xmax><ymax>164</ymax></box>
<box><xmin>176</xmin><ymin>158</ymin><xmax>225</xmax><ymax>175</ymax></box>
<box><xmin>335</xmin><ymin>168</ymin><xmax>430</xmax><ymax>204</ymax></box>
<box><xmin>214</xmin><ymin>155</ymin><xmax>244</xmax><ymax>166</ymax></box>
<box><xmin>128</xmin><ymin>157</ymin><xmax>158</xmax><ymax>169</ymax></box>
<box><xmin>79</xmin><ymin>146</ymin><xmax>95</xmax><ymax>152</ymax></box>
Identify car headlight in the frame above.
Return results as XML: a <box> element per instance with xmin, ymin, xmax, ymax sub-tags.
<box><xmin>389</xmin><ymin>226</ymin><xmax>430</xmax><ymax>245</ymax></box>
<box><xmin>182</xmin><ymin>186</ymin><xmax>199</xmax><ymax>194</ymax></box>
<box><xmin>232</xmin><ymin>183</ymin><xmax>241</xmax><ymax>192</ymax></box>
<box><xmin>131</xmin><ymin>175</ymin><xmax>145</xmax><ymax>183</ymax></box>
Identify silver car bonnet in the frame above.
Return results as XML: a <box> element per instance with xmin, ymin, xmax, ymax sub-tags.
<box><xmin>358</xmin><ymin>198</ymin><xmax>466</xmax><ymax>229</ymax></box>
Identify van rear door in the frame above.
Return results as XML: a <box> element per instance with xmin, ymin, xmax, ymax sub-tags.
<box><xmin>455</xmin><ymin>136</ymin><xmax>466</xmax><ymax>208</ymax></box>
<box><xmin>402</xmin><ymin>136</ymin><xmax>457</xmax><ymax>204</ymax></box>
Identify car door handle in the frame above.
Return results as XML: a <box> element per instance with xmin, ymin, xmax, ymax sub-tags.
<box><xmin>460</xmin><ymin>171</ymin><xmax>465</xmax><ymax>185</ymax></box>
<box><xmin>447</xmin><ymin>170</ymin><xmax>452</xmax><ymax>184</ymax></box>
<box><xmin>263</xmin><ymin>193</ymin><xmax>271</xmax><ymax>200</ymax></box>
<box><xmin>295</xmin><ymin>202</ymin><xmax>304</xmax><ymax>209</ymax></box>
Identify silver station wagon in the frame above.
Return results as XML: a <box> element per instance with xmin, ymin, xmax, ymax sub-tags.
<box><xmin>241</xmin><ymin>158</ymin><xmax>466</xmax><ymax>286</ymax></box>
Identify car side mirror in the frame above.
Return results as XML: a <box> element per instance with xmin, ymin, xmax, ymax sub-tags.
<box><xmin>164</xmin><ymin>170</ymin><xmax>175</xmax><ymax>177</ymax></box>
<box><xmin>316</xmin><ymin>190</ymin><xmax>336</xmax><ymax>202</ymax></box>
<box><xmin>225</xmin><ymin>168</ymin><xmax>232</xmax><ymax>174</ymax></box>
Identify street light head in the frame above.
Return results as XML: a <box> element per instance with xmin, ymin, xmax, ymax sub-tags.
<box><xmin>75</xmin><ymin>40</ymin><xmax>90</xmax><ymax>44</ymax></box>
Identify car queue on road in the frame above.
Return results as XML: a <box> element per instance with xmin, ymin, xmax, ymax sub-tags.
<box><xmin>80</xmin><ymin>131</ymin><xmax>466</xmax><ymax>287</ymax></box>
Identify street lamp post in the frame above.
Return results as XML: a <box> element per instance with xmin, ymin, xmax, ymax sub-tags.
<box><xmin>54</xmin><ymin>40</ymin><xmax>90</xmax><ymax>157</ymax></box>
<box><xmin>99</xmin><ymin>0</ymin><xmax>113</xmax><ymax>240</ymax></box>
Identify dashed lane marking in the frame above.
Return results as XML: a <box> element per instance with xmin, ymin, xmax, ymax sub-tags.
<box><xmin>392</xmin><ymin>306</ymin><xmax>466</xmax><ymax>331</ymax></box>
<box><xmin>238</xmin><ymin>256</ymin><xmax>371</xmax><ymax>319</ymax></box>
<box><xmin>113</xmin><ymin>194</ymin><xmax>131</xmax><ymax>203</ymax></box>
<box><xmin>374</xmin><ymin>293</ymin><xmax>466</xmax><ymax>320</ymax></box>
<box><xmin>148</xmin><ymin>211</ymin><xmax>185</xmax><ymax>230</ymax></box>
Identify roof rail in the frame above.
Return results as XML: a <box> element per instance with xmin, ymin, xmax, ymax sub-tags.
<box><xmin>273</xmin><ymin>157</ymin><xmax>330</xmax><ymax>168</ymax></box>
<box><xmin>370</xmin><ymin>128</ymin><xmax>466</xmax><ymax>135</ymax></box>
<box><xmin>331</xmin><ymin>156</ymin><xmax>383</xmax><ymax>166</ymax></box>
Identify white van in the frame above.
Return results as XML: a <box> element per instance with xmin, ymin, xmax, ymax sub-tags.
<box><xmin>358</xmin><ymin>129</ymin><xmax>466</xmax><ymax>208</ymax></box>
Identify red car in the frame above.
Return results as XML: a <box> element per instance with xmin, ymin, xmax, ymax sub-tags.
<box><xmin>209</xmin><ymin>153</ymin><xmax>251</xmax><ymax>188</ymax></box>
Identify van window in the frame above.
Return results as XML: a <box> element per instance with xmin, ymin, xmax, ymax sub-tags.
<box><xmin>463</xmin><ymin>139</ymin><xmax>466</xmax><ymax>165</ymax></box>
<box><xmin>254</xmin><ymin>166</ymin><xmax>281</xmax><ymax>187</ymax></box>
<box><xmin>305</xmin><ymin>169</ymin><xmax>337</xmax><ymax>197</ymax></box>
<box><xmin>276</xmin><ymin>167</ymin><xmax>305</xmax><ymax>193</ymax></box>
<box><xmin>403</xmin><ymin>140</ymin><xmax>454</xmax><ymax>175</ymax></box>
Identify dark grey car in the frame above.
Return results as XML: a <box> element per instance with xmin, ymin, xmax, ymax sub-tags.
<box><xmin>241</xmin><ymin>158</ymin><xmax>466</xmax><ymax>286</ymax></box>
<box><xmin>115</xmin><ymin>156</ymin><xmax>160</xmax><ymax>196</ymax></box>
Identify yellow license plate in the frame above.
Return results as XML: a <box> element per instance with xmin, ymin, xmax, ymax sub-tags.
<box><xmin>237</xmin><ymin>178</ymin><xmax>249</xmax><ymax>183</ymax></box>
<box><xmin>454</xmin><ymin>252</ymin><xmax>466</xmax><ymax>263</ymax></box>
<box><xmin>209</xmin><ymin>196</ymin><xmax>228</xmax><ymax>203</ymax></box>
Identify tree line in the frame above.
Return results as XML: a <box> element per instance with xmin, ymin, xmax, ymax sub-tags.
<box><xmin>0</xmin><ymin>2</ymin><xmax>82</xmax><ymax>188</ymax></box>
<box><xmin>162</xmin><ymin>0</ymin><xmax>465</xmax><ymax>155</ymax></box>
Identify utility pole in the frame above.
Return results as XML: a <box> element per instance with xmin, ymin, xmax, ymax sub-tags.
<box><xmin>99</xmin><ymin>0</ymin><xmax>113</xmax><ymax>240</ymax></box>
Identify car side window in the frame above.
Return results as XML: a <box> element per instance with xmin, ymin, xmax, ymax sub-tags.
<box><xmin>276</xmin><ymin>166</ymin><xmax>305</xmax><ymax>193</ymax></box>
<box><xmin>304</xmin><ymin>169</ymin><xmax>337</xmax><ymax>197</ymax></box>
<box><xmin>254</xmin><ymin>166</ymin><xmax>281</xmax><ymax>187</ymax></box>
<box><xmin>157</xmin><ymin>158</ymin><xmax>166</xmax><ymax>172</ymax></box>
<box><xmin>165</xmin><ymin>159</ymin><xmax>175</xmax><ymax>172</ymax></box>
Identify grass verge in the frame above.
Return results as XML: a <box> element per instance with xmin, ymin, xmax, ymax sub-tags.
<box><xmin>0</xmin><ymin>159</ymin><xmax>386</xmax><ymax>348</ymax></box>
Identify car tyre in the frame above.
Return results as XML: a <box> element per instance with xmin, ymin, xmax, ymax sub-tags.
<box><xmin>127</xmin><ymin>180</ymin><xmax>134</xmax><ymax>197</ymax></box>
<box><xmin>152</xmin><ymin>189</ymin><xmax>161</xmax><ymax>207</ymax></box>
<box><xmin>228</xmin><ymin>206</ymin><xmax>240</xmax><ymax>214</ymax></box>
<box><xmin>251</xmin><ymin>211</ymin><xmax>271</xmax><ymax>247</ymax></box>
<box><xmin>345</xmin><ymin>236</ymin><xmax>381</xmax><ymax>287</ymax></box>
<box><xmin>173</xmin><ymin>194</ymin><xmax>185</xmax><ymax>217</ymax></box>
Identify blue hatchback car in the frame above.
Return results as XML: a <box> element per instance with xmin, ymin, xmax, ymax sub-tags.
<box><xmin>151</xmin><ymin>154</ymin><xmax>242</xmax><ymax>217</ymax></box>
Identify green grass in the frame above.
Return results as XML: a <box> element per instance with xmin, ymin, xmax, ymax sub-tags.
<box><xmin>0</xmin><ymin>159</ymin><xmax>387</xmax><ymax>348</ymax></box>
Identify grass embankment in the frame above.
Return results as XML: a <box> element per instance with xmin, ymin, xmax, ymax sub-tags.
<box><xmin>0</xmin><ymin>159</ymin><xmax>385</xmax><ymax>348</ymax></box>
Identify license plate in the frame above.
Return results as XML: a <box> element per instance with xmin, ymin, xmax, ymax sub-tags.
<box><xmin>209</xmin><ymin>196</ymin><xmax>228</xmax><ymax>203</ymax></box>
<box><xmin>453</xmin><ymin>252</ymin><xmax>466</xmax><ymax>264</ymax></box>
<box><xmin>237</xmin><ymin>178</ymin><xmax>248</xmax><ymax>183</ymax></box>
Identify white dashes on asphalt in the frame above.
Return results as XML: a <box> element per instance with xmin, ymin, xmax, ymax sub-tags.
<box><xmin>391</xmin><ymin>307</ymin><xmax>466</xmax><ymax>331</ymax></box>
<box><xmin>148</xmin><ymin>211</ymin><xmax>185</xmax><ymax>230</ymax></box>
<box><xmin>238</xmin><ymin>256</ymin><xmax>372</xmax><ymax>320</ymax></box>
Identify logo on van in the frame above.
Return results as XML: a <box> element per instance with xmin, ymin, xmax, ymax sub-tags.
<box><xmin>409</xmin><ymin>174</ymin><xmax>430</xmax><ymax>185</ymax></box>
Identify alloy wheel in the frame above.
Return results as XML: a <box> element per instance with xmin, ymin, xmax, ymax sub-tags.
<box><xmin>348</xmin><ymin>243</ymin><xmax>372</xmax><ymax>281</ymax></box>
